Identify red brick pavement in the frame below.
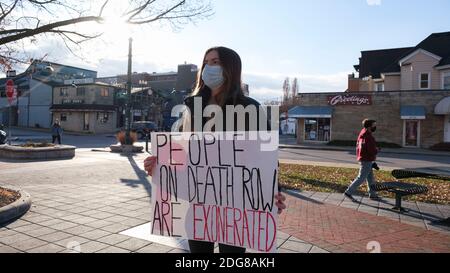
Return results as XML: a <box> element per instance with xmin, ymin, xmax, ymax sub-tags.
<box><xmin>279</xmin><ymin>194</ymin><xmax>450</xmax><ymax>253</ymax></box>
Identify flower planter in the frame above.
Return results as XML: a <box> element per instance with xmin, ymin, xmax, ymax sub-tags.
<box><xmin>0</xmin><ymin>186</ymin><xmax>31</xmax><ymax>224</ymax></box>
<box><xmin>0</xmin><ymin>144</ymin><xmax>76</xmax><ymax>160</ymax></box>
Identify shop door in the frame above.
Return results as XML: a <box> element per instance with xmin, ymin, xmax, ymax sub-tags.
<box><xmin>404</xmin><ymin>120</ymin><xmax>420</xmax><ymax>147</ymax></box>
<box><xmin>445</xmin><ymin>115</ymin><xmax>450</xmax><ymax>142</ymax></box>
<box><xmin>83</xmin><ymin>113</ymin><xmax>90</xmax><ymax>131</ymax></box>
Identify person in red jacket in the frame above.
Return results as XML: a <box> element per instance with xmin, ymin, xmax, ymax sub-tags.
<box><xmin>344</xmin><ymin>119</ymin><xmax>381</xmax><ymax>202</ymax></box>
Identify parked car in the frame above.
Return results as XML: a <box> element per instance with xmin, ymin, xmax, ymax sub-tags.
<box><xmin>131</xmin><ymin>121</ymin><xmax>158</xmax><ymax>139</ymax></box>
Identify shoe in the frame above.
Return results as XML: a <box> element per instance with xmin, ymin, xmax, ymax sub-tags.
<box><xmin>344</xmin><ymin>192</ymin><xmax>358</xmax><ymax>203</ymax></box>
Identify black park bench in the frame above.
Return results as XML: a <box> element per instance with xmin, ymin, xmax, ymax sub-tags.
<box><xmin>372</xmin><ymin>181</ymin><xmax>428</xmax><ymax>212</ymax></box>
<box><xmin>372</xmin><ymin>168</ymin><xmax>449</xmax><ymax>215</ymax></box>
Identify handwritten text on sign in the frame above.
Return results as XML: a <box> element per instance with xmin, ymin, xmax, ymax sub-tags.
<box><xmin>150</xmin><ymin>132</ymin><xmax>279</xmax><ymax>252</ymax></box>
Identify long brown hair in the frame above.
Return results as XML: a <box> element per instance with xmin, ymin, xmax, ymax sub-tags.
<box><xmin>193</xmin><ymin>46</ymin><xmax>245</xmax><ymax>107</ymax></box>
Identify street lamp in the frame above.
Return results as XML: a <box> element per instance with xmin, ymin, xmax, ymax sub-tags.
<box><xmin>125</xmin><ymin>37</ymin><xmax>133</xmax><ymax>145</ymax></box>
<box><xmin>5</xmin><ymin>79</ymin><xmax>15</xmax><ymax>145</ymax></box>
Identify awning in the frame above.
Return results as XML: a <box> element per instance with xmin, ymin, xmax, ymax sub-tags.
<box><xmin>434</xmin><ymin>97</ymin><xmax>450</xmax><ymax>115</ymax></box>
<box><xmin>288</xmin><ymin>106</ymin><xmax>332</xmax><ymax>118</ymax></box>
<box><xmin>401</xmin><ymin>106</ymin><xmax>426</xmax><ymax>120</ymax></box>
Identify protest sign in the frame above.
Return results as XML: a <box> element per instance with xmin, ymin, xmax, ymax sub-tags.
<box><xmin>150</xmin><ymin>131</ymin><xmax>279</xmax><ymax>252</ymax></box>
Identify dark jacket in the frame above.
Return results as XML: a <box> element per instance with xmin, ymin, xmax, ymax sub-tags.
<box><xmin>51</xmin><ymin>124</ymin><xmax>63</xmax><ymax>136</ymax></box>
<box><xmin>183</xmin><ymin>86</ymin><xmax>270</xmax><ymax>132</ymax></box>
<box><xmin>356</xmin><ymin>128</ymin><xmax>378</xmax><ymax>162</ymax></box>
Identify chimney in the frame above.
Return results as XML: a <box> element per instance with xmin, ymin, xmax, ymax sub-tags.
<box><xmin>347</xmin><ymin>73</ymin><xmax>360</xmax><ymax>92</ymax></box>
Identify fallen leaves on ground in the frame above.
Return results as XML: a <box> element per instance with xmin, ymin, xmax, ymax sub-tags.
<box><xmin>0</xmin><ymin>187</ymin><xmax>21</xmax><ymax>208</ymax></box>
<box><xmin>279</xmin><ymin>164</ymin><xmax>450</xmax><ymax>205</ymax></box>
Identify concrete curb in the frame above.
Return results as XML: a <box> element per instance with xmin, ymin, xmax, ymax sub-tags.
<box><xmin>279</xmin><ymin>144</ymin><xmax>450</xmax><ymax>157</ymax></box>
<box><xmin>0</xmin><ymin>186</ymin><xmax>32</xmax><ymax>225</ymax></box>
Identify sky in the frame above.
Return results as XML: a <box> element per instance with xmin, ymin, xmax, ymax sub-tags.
<box><xmin>3</xmin><ymin>0</ymin><xmax>450</xmax><ymax>102</ymax></box>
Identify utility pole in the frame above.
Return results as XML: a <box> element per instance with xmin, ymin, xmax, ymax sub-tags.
<box><xmin>125</xmin><ymin>37</ymin><xmax>133</xmax><ymax>145</ymax></box>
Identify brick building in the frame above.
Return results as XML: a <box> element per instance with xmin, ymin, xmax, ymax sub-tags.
<box><xmin>289</xmin><ymin>32</ymin><xmax>450</xmax><ymax>148</ymax></box>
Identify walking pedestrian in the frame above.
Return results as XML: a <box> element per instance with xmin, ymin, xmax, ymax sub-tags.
<box><xmin>344</xmin><ymin>119</ymin><xmax>381</xmax><ymax>202</ymax></box>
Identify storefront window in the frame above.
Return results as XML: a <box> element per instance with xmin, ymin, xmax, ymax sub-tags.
<box><xmin>305</xmin><ymin>118</ymin><xmax>331</xmax><ymax>142</ymax></box>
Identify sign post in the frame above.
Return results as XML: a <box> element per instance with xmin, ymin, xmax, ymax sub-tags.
<box><xmin>6</xmin><ymin>79</ymin><xmax>15</xmax><ymax>145</ymax></box>
<box><xmin>150</xmin><ymin>132</ymin><xmax>279</xmax><ymax>252</ymax></box>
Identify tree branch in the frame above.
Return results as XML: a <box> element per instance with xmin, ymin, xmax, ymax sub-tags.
<box><xmin>0</xmin><ymin>0</ymin><xmax>20</xmax><ymax>23</ymax></box>
<box><xmin>0</xmin><ymin>16</ymin><xmax>102</xmax><ymax>45</ymax></box>
<box><xmin>98</xmin><ymin>0</ymin><xmax>110</xmax><ymax>17</ymax></box>
<box><xmin>48</xmin><ymin>29</ymin><xmax>103</xmax><ymax>42</ymax></box>
<box><xmin>126</xmin><ymin>0</ymin><xmax>156</xmax><ymax>20</ymax></box>
<box><xmin>1</xmin><ymin>0</ymin><xmax>213</xmax><ymax>69</ymax></box>
<box><xmin>127</xmin><ymin>0</ymin><xmax>185</xmax><ymax>24</ymax></box>
<box><xmin>0</xmin><ymin>28</ymin><xmax>31</xmax><ymax>35</ymax></box>
<box><xmin>127</xmin><ymin>0</ymin><xmax>212</xmax><ymax>25</ymax></box>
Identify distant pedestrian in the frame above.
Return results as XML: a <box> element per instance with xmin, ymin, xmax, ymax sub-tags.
<box><xmin>51</xmin><ymin>120</ymin><xmax>63</xmax><ymax>145</ymax></box>
<box><xmin>344</xmin><ymin>119</ymin><xmax>381</xmax><ymax>202</ymax></box>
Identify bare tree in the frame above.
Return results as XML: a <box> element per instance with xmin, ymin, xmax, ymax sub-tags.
<box><xmin>291</xmin><ymin>77</ymin><xmax>298</xmax><ymax>99</ymax></box>
<box><xmin>282</xmin><ymin>77</ymin><xmax>290</xmax><ymax>103</ymax></box>
<box><xmin>0</xmin><ymin>0</ymin><xmax>213</xmax><ymax>70</ymax></box>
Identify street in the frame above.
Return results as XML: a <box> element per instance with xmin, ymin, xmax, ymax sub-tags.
<box><xmin>1</xmin><ymin>128</ymin><xmax>449</xmax><ymax>253</ymax></box>
<box><xmin>279</xmin><ymin>147</ymin><xmax>450</xmax><ymax>170</ymax></box>
<box><xmin>4</xmin><ymin>128</ymin><xmax>450</xmax><ymax>170</ymax></box>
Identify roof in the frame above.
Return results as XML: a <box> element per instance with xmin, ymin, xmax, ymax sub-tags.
<box><xmin>50</xmin><ymin>104</ymin><xmax>117</xmax><ymax>112</ymax></box>
<box><xmin>356</xmin><ymin>31</ymin><xmax>450</xmax><ymax>77</ymax></box>
<box><xmin>357</xmin><ymin>47</ymin><xmax>413</xmax><ymax>78</ymax></box>
<box><xmin>438</xmin><ymin>56</ymin><xmax>450</xmax><ymax>67</ymax></box>
<box><xmin>52</xmin><ymin>82</ymin><xmax>119</xmax><ymax>88</ymax></box>
<box><xmin>414</xmin><ymin>32</ymin><xmax>450</xmax><ymax>66</ymax></box>
<box><xmin>29</xmin><ymin>60</ymin><xmax>97</xmax><ymax>73</ymax></box>
<box><xmin>1</xmin><ymin>60</ymin><xmax>99</xmax><ymax>88</ymax></box>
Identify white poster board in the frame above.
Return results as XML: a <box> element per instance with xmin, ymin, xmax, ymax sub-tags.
<box><xmin>150</xmin><ymin>131</ymin><xmax>279</xmax><ymax>253</ymax></box>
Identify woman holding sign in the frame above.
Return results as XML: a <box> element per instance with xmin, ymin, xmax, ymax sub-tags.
<box><xmin>144</xmin><ymin>46</ymin><xmax>286</xmax><ymax>253</ymax></box>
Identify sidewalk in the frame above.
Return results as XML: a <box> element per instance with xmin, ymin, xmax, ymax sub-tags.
<box><xmin>279</xmin><ymin>191</ymin><xmax>450</xmax><ymax>253</ymax></box>
<box><xmin>279</xmin><ymin>135</ymin><xmax>450</xmax><ymax>157</ymax></box>
<box><xmin>284</xmin><ymin>190</ymin><xmax>450</xmax><ymax>234</ymax></box>
<box><xmin>1</xmin><ymin>149</ymin><xmax>449</xmax><ymax>253</ymax></box>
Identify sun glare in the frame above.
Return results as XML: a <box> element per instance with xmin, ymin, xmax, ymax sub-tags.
<box><xmin>97</xmin><ymin>0</ymin><xmax>133</xmax><ymax>39</ymax></box>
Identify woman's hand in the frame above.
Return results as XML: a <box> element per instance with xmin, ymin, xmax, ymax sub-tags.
<box><xmin>144</xmin><ymin>156</ymin><xmax>157</xmax><ymax>176</ymax></box>
<box><xmin>275</xmin><ymin>192</ymin><xmax>287</xmax><ymax>215</ymax></box>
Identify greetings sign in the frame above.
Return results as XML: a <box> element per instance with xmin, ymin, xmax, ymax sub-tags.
<box><xmin>328</xmin><ymin>94</ymin><xmax>372</xmax><ymax>106</ymax></box>
<box><xmin>150</xmin><ymin>132</ymin><xmax>279</xmax><ymax>252</ymax></box>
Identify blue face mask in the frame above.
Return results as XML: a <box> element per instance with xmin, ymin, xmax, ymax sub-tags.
<box><xmin>202</xmin><ymin>64</ymin><xmax>224</xmax><ymax>89</ymax></box>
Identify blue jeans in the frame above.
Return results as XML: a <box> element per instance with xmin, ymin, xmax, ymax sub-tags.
<box><xmin>346</xmin><ymin>161</ymin><xmax>376</xmax><ymax>196</ymax></box>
